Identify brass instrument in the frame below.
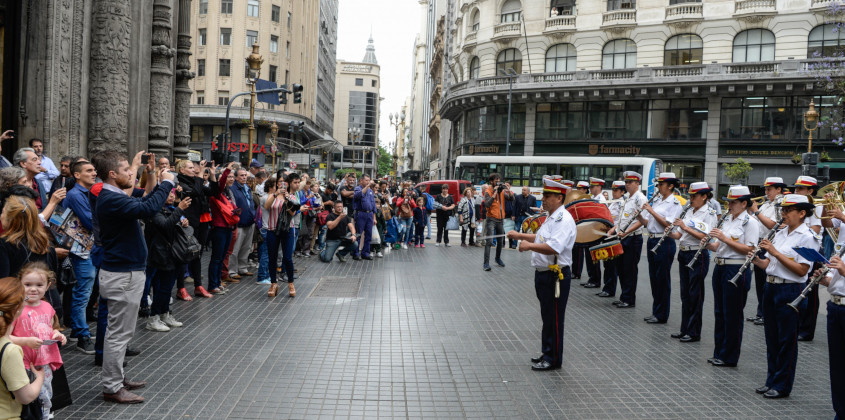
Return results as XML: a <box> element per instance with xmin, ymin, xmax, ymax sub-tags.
<box><xmin>750</xmin><ymin>196</ymin><xmax>768</xmax><ymax>204</ymax></box>
<box><xmin>816</xmin><ymin>181</ymin><xmax>845</xmax><ymax>242</ymax></box>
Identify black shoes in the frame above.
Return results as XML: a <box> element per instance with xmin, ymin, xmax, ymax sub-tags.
<box><xmin>616</xmin><ymin>302</ymin><xmax>635</xmax><ymax>308</ymax></box>
<box><xmin>530</xmin><ymin>355</ymin><xmax>544</xmax><ymax>364</ymax></box>
<box><xmin>711</xmin><ymin>359</ymin><xmax>737</xmax><ymax>367</ymax></box>
<box><xmin>362</xmin><ymin>255</ymin><xmax>373</xmax><ymax>260</ymax></box>
<box><xmin>753</xmin><ymin>318</ymin><xmax>765</xmax><ymax>326</ymax></box>
<box><xmin>579</xmin><ymin>281</ymin><xmax>590</xmax><ymax>287</ymax></box>
<box><xmin>679</xmin><ymin>335</ymin><xmax>699</xmax><ymax>343</ymax></box>
<box><xmin>77</xmin><ymin>337</ymin><xmax>95</xmax><ymax>355</ymax></box>
<box><xmin>583</xmin><ymin>283</ymin><xmax>600</xmax><ymax>289</ymax></box>
<box><xmin>798</xmin><ymin>335</ymin><xmax>813</xmax><ymax>342</ymax></box>
<box><xmin>531</xmin><ymin>360</ymin><xmax>559</xmax><ymax>371</ymax></box>
<box><xmin>495</xmin><ymin>258</ymin><xmax>506</xmax><ymax>267</ymax></box>
<box><xmin>646</xmin><ymin>318</ymin><xmax>666</xmax><ymax>324</ymax></box>
<box><xmin>352</xmin><ymin>255</ymin><xmax>361</xmax><ymax>261</ymax></box>
<box><xmin>755</xmin><ymin>386</ymin><xmax>770</xmax><ymax>394</ymax></box>
<box><xmin>596</xmin><ymin>291</ymin><xmax>612</xmax><ymax>297</ymax></box>
<box><xmin>670</xmin><ymin>333</ymin><xmax>684</xmax><ymax>339</ymax></box>
<box><xmin>126</xmin><ymin>347</ymin><xmax>141</xmax><ymax>357</ymax></box>
<box><xmin>763</xmin><ymin>389</ymin><xmax>789</xmax><ymax>399</ymax></box>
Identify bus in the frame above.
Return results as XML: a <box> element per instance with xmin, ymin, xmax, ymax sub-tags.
<box><xmin>454</xmin><ymin>155</ymin><xmax>663</xmax><ymax>198</ymax></box>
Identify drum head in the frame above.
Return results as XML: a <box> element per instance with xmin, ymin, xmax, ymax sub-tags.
<box><xmin>576</xmin><ymin>219</ymin><xmax>613</xmax><ymax>244</ymax></box>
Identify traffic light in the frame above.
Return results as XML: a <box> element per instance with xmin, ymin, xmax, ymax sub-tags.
<box><xmin>310</xmin><ymin>158</ymin><xmax>318</xmax><ymax>169</ymax></box>
<box><xmin>279</xmin><ymin>84</ymin><xmax>289</xmax><ymax>105</ymax></box>
<box><xmin>292</xmin><ymin>83</ymin><xmax>303</xmax><ymax>104</ymax></box>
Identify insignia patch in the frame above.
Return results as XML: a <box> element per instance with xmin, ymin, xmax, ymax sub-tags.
<box><xmin>554</xmin><ymin>212</ymin><xmax>564</xmax><ymax>222</ymax></box>
<box><xmin>731</xmin><ymin>236</ymin><xmax>740</xmax><ymax>241</ymax></box>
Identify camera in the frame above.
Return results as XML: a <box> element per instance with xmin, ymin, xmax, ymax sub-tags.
<box><xmin>141</xmin><ymin>154</ymin><xmax>150</xmax><ymax>165</ymax></box>
<box><xmin>496</xmin><ymin>182</ymin><xmax>505</xmax><ymax>190</ymax></box>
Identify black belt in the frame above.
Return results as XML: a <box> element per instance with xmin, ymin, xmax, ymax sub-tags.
<box><xmin>355</xmin><ymin>210</ymin><xmax>373</xmax><ymax>214</ymax></box>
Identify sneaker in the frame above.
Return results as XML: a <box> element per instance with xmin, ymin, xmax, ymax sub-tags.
<box><xmin>145</xmin><ymin>317</ymin><xmax>170</xmax><ymax>332</ymax></box>
<box><xmin>210</xmin><ymin>288</ymin><xmax>226</xmax><ymax>295</ymax></box>
<box><xmin>435</xmin><ymin>243</ymin><xmax>440</xmax><ymax>247</ymax></box>
<box><xmin>496</xmin><ymin>258</ymin><xmax>506</xmax><ymax>267</ymax></box>
<box><xmin>256</xmin><ymin>278</ymin><xmax>272</xmax><ymax>285</ymax></box>
<box><xmin>444</xmin><ymin>243</ymin><xmax>451</xmax><ymax>247</ymax></box>
<box><xmin>421</xmin><ymin>244</ymin><xmax>425</xmax><ymax>248</ymax></box>
<box><xmin>376</xmin><ymin>251</ymin><xmax>384</xmax><ymax>258</ymax></box>
<box><xmin>402</xmin><ymin>244</ymin><xmax>409</xmax><ymax>250</ymax></box>
<box><xmin>337</xmin><ymin>254</ymin><xmax>347</xmax><ymax>263</ymax></box>
<box><xmin>77</xmin><ymin>336</ymin><xmax>95</xmax><ymax>354</ymax></box>
<box><xmin>483</xmin><ymin>264</ymin><xmax>492</xmax><ymax>272</ymax></box>
<box><xmin>161</xmin><ymin>313</ymin><xmax>183</xmax><ymax>328</ymax></box>
<box><xmin>415</xmin><ymin>244</ymin><xmax>420</xmax><ymax>248</ymax></box>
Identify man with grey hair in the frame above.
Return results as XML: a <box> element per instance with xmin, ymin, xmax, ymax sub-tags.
<box><xmin>229</xmin><ymin>167</ymin><xmax>257</xmax><ymax>279</ymax></box>
<box><xmin>30</xmin><ymin>138</ymin><xmax>59</xmax><ymax>194</ymax></box>
<box><xmin>14</xmin><ymin>147</ymin><xmax>48</xmax><ymax>209</ymax></box>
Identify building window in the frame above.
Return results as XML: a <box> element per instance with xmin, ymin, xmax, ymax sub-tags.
<box><xmin>607</xmin><ymin>0</ymin><xmax>635</xmax><ymax>10</ymax></box>
<box><xmin>199</xmin><ymin>0</ymin><xmax>208</xmax><ymax>14</ymax></box>
<box><xmin>269</xmin><ymin>65</ymin><xmax>277</xmax><ymax>82</ymax></box>
<box><xmin>220</xmin><ymin>0</ymin><xmax>233</xmax><ymax>14</ymax></box>
<box><xmin>348</xmin><ymin>91</ymin><xmax>380</xmax><ymax>146</ymax></box>
<box><xmin>588</xmin><ymin>100</ymin><xmax>646</xmax><ymax>139</ymax></box>
<box><xmin>218</xmin><ymin>91</ymin><xmax>229</xmax><ymax>106</ymax></box>
<box><xmin>496</xmin><ymin>48</ymin><xmax>522</xmax><ymax>74</ymax></box>
<box><xmin>247</xmin><ymin>0</ymin><xmax>259</xmax><ymax>17</ymax></box>
<box><xmin>270</xmin><ymin>35</ymin><xmax>279</xmax><ymax>53</ymax></box>
<box><xmin>220</xmin><ymin>28</ymin><xmax>231</xmax><ymax>46</ymax></box>
<box><xmin>272</xmin><ymin>5</ymin><xmax>281</xmax><ymax>22</ymax></box>
<box><xmin>465</xmin><ymin>105</ymin><xmax>527</xmax><ymax>144</ymax></box>
<box><xmin>197</xmin><ymin>59</ymin><xmax>205</xmax><ymax>77</ymax></box>
<box><xmin>551</xmin><ymin>0</ymin><xmax>575</xmax><ymax>15</ymax></box>
<box><xmin>808</xmin><ymin>24</ymin><xmax>845</xmax><ymax>58</ymax></box>
<box><xmin>371</xmin><ymin>80</ymin><xmax>377</xmax><ymax>87</ymax></box>
<box><xmin>469</xmin><ymin>57</ymin><xmax>480</xmax><ymax>79</ymax></box>
<box><xmin>246</xmin><ymin>30</ymin><xmax>258</xmax><ymax>47</ymax></box>
<box><xmin>196</xmin><ymin>91</ymin><xmax>205</xmax><ymax>105</ymax></box>
<box><xmin>286</xmin><ymin>41</ymin><xmax>290</xmax><ymax>58</ymax></box>
<box><xmin>649</xmin><ymin>99</ymin><xmax>708</xmax><ymax>140</ymax></box>
<box><xmin>355</xmin><ymin>78</ymin><xmax>364</xmax><ymax>86</ymax></box>
<box><xmin>718</xmin><ymin>96</ymin><xmax>839</xmax><ymax>141</ymax></box>
<box><xmin>733</xmin><ymin>29</ymin><xmax>775</xmax><ymax>63</ymax></box>
<box><xmin>500</xmin><ymin>0</ymin><xmax>522</xmax><ymax>23</ymax></box>
<box><xmin>219</xmin><ymin>59</ymin><xmax>230</xmax><ymax>77</ymax></box>
<box><xmin>285</xmin><ymin>70</ymin><xmax>289</xmax><ymax>85</ymax></box>
<box><xmin>243</xmin><ymin>98</ymin><xmax>250</xmax><ymax>107</ymax></box>
<box><xmin>545</xmin><ymin>43</ymin><xmax>576</xmax><ymax>73</ymax></box>
<box><xmin>602</xmin><ymin>39</ymin><xmax>636</xmax><ymax>69</ymax></box>
<box><xmin>470</xmin><ymin>9</ymin><xmax>480</xmax><ymax>32</ymax></box>
<box><xmin>287</xmin><ymin>12</ymin><xmax>292</xmax><ymax>29</ymax></box>
<box><xmin>198</xmin><ymin>28</ymin><xmax>207</xmax><ymax>46</ymax></box>
<box><xmin>664</xmin><ymin>34</ymin><xmax>703</xmax><ymax>66</ymax></box>
<box><xmin>535</xmin><ymin>103</ymin><xmax>586</xmax><ymax>140</ymax></box>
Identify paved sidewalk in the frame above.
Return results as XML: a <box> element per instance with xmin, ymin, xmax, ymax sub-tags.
<box><xmin>57</xmin><ymin>238</ymin><xmax>835</xmax><ymax>419</ymax></box>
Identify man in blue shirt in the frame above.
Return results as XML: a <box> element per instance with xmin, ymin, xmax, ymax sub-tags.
<box><xmin>63</xmin><ymin>160</ymin><xmax>99</xmax><ymax>355</ymax></box>
<box><xmin>93</xmin><ymin>150</ymin><xmax>173</xmax><ymax>404</ymax></box>
<box><xmin>352</xmin><ymin>174</ymin><xmax>377</xmax><ymax>260</ymax></box>
<box><xmin>228</xmin><ymin>168</ymin><xmax>256</xmax><ymax>278</ymax></box>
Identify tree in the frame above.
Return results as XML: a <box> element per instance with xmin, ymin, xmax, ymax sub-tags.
<box><xmin>722</xmin><ymin>158</ymin><xmax>753</xmax><ymax>185</ymax></box>
<box><xmin>334</xmin><ymin>168</ymin><xmax>360</xmax><ymax>179</ymax></box>
<box><xmin>377</xmin><ymin>145</ymin><xmax>393</xmax><ymax>178</ymax></box>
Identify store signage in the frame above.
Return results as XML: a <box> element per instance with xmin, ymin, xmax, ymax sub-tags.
<box><xmin>722</xmin><ymin>149</ymin><xmax>794</xmax><ymax>158</ymax></box>
<box><xmin>468</xmin><ymin>145</ymin><xmax>500</xmax><ymax>155</ymax></box>
<box><xmin>211</xmin><ymin>142</ymin><xmax>271</xmax><ymax>154</ymax></box>
<box><xmin>588</xmin><ymin>144</ymin><xmax>641</xmax><ymax>155</ymax></box>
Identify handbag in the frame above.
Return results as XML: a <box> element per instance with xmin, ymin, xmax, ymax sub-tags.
<box><xmin>57</xmin><ymin>257</ymin><xmax>76</xmax><ymax>289</ymax></box>
<box><xmin>50</xmin><ymin>365</ymin><xmax>72</xmax><ymax>411</ymax></box>
<box><xmin>171</xmin><ymin>225</ymin><xmax>202</xmax><ymax>264</ymax></box>
<box><xmin>445</xmin><ymin>215</ymin><xmax>459</xmax><ymax>231</ymax></box>
<box><xmin>0</xmin><ymin>343</ymin><xmax>42</xmax><ymax>420</ymax></box>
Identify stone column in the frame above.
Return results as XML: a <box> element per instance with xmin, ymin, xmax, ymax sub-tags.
<box><xmin>147</xmin><ymin>0</ymin><xmax>176</xmax><ymax>158</ymax></box>
<box><xmin>523</xmin><ymin>103</ymin><xmax>536</xmax><ymax>156</ymax></box>
<box><xmin>87</xmin><ymin>0</ymin><xmax>133</xmax><ymax>155</ymax></box>
<box><xmin>704</xmin><ymin>97</ymin><xmax>721</xmax><ymax>188</ymax></box>
<box><xmin>173</xmin><ymin>0</ymin><xmax>194</xmax><ymax>159</ymax></box>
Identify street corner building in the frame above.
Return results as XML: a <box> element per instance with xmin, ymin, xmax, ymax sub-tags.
<box><xmin>4</xmin><ymin>0</ymin><xmax>197</xmax><ymax>159</ymax></box>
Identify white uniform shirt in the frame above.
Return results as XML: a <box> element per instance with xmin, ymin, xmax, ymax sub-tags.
<box><xmin>616</xmin><ymin>191</ymin><xmax>647</xmax><ymax>234</ymax></box>
<box><xmin>531</xmin><ymin>204</ymin><xmax>577</xmax><ymax>269</ymax></box>
<box><xmin>714</xmin><ymin>211</ymin><xmax>760</xmax><ymax>259</ymax></box>
<box><xmin>679</xmin><ymin>206</ymin><xmax>718</xmax><ymax>247</ymax></box>
<box><xmin>643</xmin><ymin>194</ymin><xmax>683</xmax><ymax>234</ymax></box>
<box><xmin>756</xmin><ymin>199</ymin><xmax>780</xmax><ymax>239</ymax></box>
<box><xmin>591</xmin><ymin>193</ymin><xmax>607</xmax><ymax>203</ymax></box>
<box><xmin>827</xmin><ymin>270</ymin><xmax>845</xmax><ymax>297</ymax></box>
<box><xmin>764</xmin><ymin>223</ymin><xmax>818</xmax><ymax>283</ymax></box>
<box><xmin>608</xmin><ymin>199</ymin><xmax>623</xmax><ymax>222</ymax></box>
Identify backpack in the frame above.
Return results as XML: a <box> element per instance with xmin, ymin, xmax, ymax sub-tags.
<box><xmin>171</xmin><ymin>224</ymin><xmax>201</xmax><ymax>264</ymax></box>
<box><xmin>317</xmin><ymin>209</ymin><xmax>330</xmax><ymax>226</ymax></box>
<box><xmin>424</xmin><ymin>193</ymin><xmax>434</xmax><ymax>211</ymax></box>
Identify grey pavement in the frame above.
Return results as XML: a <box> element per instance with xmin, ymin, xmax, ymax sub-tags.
<box><xmin>57</xmin><ymin>235</ymin><xmax>835</xmax><ymax>419</ymax></box>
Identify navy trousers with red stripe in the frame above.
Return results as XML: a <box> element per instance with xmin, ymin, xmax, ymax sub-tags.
<box><xmin>535</xmin><ymin>267</ymin><xmax>572</xmax><ymax>368</ymax></box>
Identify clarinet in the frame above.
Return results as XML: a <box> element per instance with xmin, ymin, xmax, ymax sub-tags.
<box><xmin>728</xmin><ymin>210</ymin><xmax>784</xmax><ymax>287</ymax></box>
<box><xmin>789</xmin><ymin>246</ymin><xmax>845</xmax><ymax>312</ymax></box>
<box><xmin>615</xmin><ymin>193</ymin><xmax>658</xmax><ymax>238</ymax></box>
<box><xmin>649</xmin><ymin>201</ymin><xmax>692</xmax><ymax>254</ymax></box>
<box><xmin>685</xmin><ymin>210</ymin><xmax>730</xmax><ymax>270</ymax></box>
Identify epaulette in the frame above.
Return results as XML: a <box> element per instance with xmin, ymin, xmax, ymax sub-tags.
<box><xmin>741</xmin><ymin>213</ymin><xmax>750</xmax><ymax>226</ymax></box>
<box><xmin>708</xmin><ymin>208</ymin><xmax>718</xmax><ymax>216</ymax></box>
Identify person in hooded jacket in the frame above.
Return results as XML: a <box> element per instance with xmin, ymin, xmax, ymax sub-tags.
<box><xmin>175</xmin><ymin>159</ymin><xmax>216</xmax><ymax>300</ymax></box>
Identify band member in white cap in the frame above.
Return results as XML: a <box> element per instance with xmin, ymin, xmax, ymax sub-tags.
<box><xmin>748</xmin><ymin>177</ymin><xmax>786</xmax><ymax>326</ymax></box>
<box><xmin>597</xmin><ymin>181</ymin><xmax>626</xmax><ymax>298</ymax></box>
<box><xmin>641</xmin><ymin>172</ymin><xmax>683</xmax><ymax>324</ymax></box>
<box><xmin>819</xmin><ymin>254</ymin><xmax>845</xmax><ymax>416</ymax></box>
<box><xmin>705</xmin><ymin>185</ymin><xmax>759</xmax><ymax>367</ymax></box>
<box><xmin>607</xmin><ymin>171</ymin><xmax>648</xmax><ymax>308</ymax></box>
<box><xmin>793</xmin><ymin>175</ymin><xmax>822</xmax><ymax>341</ymax></box>
<box><xmin>589</xmin><ymin>178</ymin><xmax>607</xmax><ymax>204</ymax></box>
<box><xmin>507</xmin><ymin>178</ymin><xmax>576</xmax><ymax>371</ymax></box>
<box><xmin>669</xmin><ymin>182</ymin><xmax>718</xmax><ymax>342</ymax></box>
<box><xmin>751</xmin><ymin>194</ymin><xmax>818</xmax><ymax>399</ymax></box>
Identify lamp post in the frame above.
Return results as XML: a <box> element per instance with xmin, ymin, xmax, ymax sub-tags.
<box><xmin>389</xmin><ymin>111</ymin><xmax>405</xmax><ymax>178</ymax></box>
<box><xmin>498</xmin><ymin>68</ymin><xmax>517</xmax><ymax>156</ymax></box>
<box><xmin>348</xmin><ymin>127</ymin><xmax>360</xmax><ymax>174</ymax></box>
<box><xmin>245</xmin><ymin>43</ymin><xmax>264</xmax><ymax>162</ymax></box>
<box><xmin>270</xmin><ymin>120</ymin><xmax>279</xmax><ymax>173</ymax></box>
<box><xmin>803</xmin><ymin>99</ymin><xmax>820</xmax><ymax>177</ymax></box>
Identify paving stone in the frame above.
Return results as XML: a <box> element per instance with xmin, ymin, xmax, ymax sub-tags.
<box><xmin>55</xmin><ymin>239</ymin><xmax>835</xmax><ymax>419</ymax></box>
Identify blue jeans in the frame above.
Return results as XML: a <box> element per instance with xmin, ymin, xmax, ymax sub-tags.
<box><xmin>398</xmin><ymin>218</ymin><xmax>413</xmax><ymax>244</ymax></box>
<box><xmin>317</xmin><ymin>226</ymin><xmax>327</xmax><ymax>250</ymax></box>
<box><xmin>70</xmin><ymin>256</ymin><xmax>97</xmax><ymax>339</ymax></box>
<box><xmin>140</xmin><ymin>268</ymin><xmax>155</xmax><ymax>309</ymax></box>
<box><xmin>268</xmin><ymin>227</ymin><xmax>297</xmax><ymax>284</ymax></box>
<box><xmin>256</xmin><ymin>228</ymin><xmax>270</xmax><ymax>280</ymax></box>
<box><xmin>208</xmin><ymin>227</ymin><xmax>234</xmax><ymax>291</ymax></box>
<box><xmin>320</xmin><ymin>239</ymin><xmax>357</xmax><ymax>262</ymax></box>
<box><xmin>425</xmin><ymin>212</ymin><xmax>431</xmax><ymax>237</ymax></box>
<box><xmin>150</xmin><ymin>269</ymin><xmax>177</xmax><ymax>316</ymax></box>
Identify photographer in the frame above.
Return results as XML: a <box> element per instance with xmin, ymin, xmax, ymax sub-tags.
<box><xmin>482</xmin><ymin>173</ymin><xmax>513</xmax><ymax>271</ymax></box>
<box><xmin>175</xmin><ymin>159</ymin><xmax>215</xmax><ymax>300</ymax></box>
<box><xmin>319</xmin><ymin>201</ymin><xmax>358</xmax><ymax>263</ymax></box>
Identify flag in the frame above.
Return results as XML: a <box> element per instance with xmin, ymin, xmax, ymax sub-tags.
<box><xmin>255</xmin><ymin>79</ymin><xmax>280</xmax><ymax>105</ymax></box>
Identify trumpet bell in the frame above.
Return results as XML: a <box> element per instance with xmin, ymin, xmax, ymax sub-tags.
<box><xmin>816</xmin><ymin>181</ymin><xmax>845</xmax><ymax>199</ymax></box>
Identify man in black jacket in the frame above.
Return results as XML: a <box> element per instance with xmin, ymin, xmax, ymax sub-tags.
<box><xmin>511</xmin><ymin>186</ymin><xmax>537</xmax><ymax>248</ymax></box>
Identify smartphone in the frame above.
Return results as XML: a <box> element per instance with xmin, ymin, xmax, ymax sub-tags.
<box><xmin>141</xmin><ymin>154</ymin><xmax>149</xmax><ymax>165</ymax></box>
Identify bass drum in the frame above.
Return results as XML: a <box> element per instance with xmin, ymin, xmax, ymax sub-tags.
<box><xmin>521</xmin><ymin>212</ymin><xmax>548</xmax><ymax>234</ymax></box>
<box><xmin>565</xmin><ymin>199</ymin><xmax>614</xmax><ymax>245</ymax></box>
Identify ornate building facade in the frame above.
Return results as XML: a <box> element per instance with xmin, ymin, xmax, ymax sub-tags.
<box><xmin>2</xmin><ymin>0</ymin><xmax>194</xmax><ymax>159</ymax></box>
<box><xmin>437</xmin><ymin>0</ymin><xmax>841</xmax><ymax>192</ymax></box>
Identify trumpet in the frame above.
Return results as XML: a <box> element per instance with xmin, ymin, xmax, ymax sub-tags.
<box><xmin>750</xmin><ymin>196</ymin><xmax>768</xmax><ymax>204</ymax></box>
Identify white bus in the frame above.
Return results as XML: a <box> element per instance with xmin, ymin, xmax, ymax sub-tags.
<box><xmin>454</xmin><ymin>155</ymin><xmax>664</xmax><ymax>198</ymax></box>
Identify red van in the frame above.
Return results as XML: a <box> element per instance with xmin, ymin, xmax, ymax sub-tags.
<box><xmin>415</xmin><ymin>180</ymin><xmax>473</xmax><ymax>206</ymax></box>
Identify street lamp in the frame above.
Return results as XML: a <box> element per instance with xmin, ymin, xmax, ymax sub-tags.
<box><xmin>498</xmin><ymin>67</ymin><xmax>518</xmax><ymax>156</ymax></box>
<box><xmin>348</xmin><ymin>127</ymin><xmax>360</xmax><ymax>173</ymax></box>
<box><xmin>246</xmin><ymin>43</ymin><xmax>264</xmax><ymax>162</ymax></box>
<box><xmin>804</xmin><ymin>99</ymin><xmax>819</xmax><ymax>153</ymax></box>
<box><xmin>270</xmin><ymin>120</ymin><xmax>279</xmax><ymax>173</ymax></box>
<box><xmin>389</xmin><ymin>111</ymin><xmax>405</xmax><ymax>178</ymax></box>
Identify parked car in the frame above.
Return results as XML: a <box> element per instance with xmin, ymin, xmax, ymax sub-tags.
<box><xmin>415</xmin><ymin>180</ymin><xmax>473</xmax><ymax>206</ymax></box>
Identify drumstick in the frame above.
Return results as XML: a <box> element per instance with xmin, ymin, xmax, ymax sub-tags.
<box><xmin>476</xmin><ymin>233</ymin><xmax>508</xmax><ymax>241</ymax></box>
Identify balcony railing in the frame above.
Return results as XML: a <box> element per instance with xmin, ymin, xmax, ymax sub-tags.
<box><xmin>602</xmin><ymin>9</ymin><xmax>637</xmax><ymax>28</ymax></box>
<box><xmin>532</xmin><ymin>73</ymin><xmax>574</xmax><ymax>83</ymax></box>
<box><xmin>492</xmin><ymin>22</ymin><xmax>521</xmax><ymax>40</ymax></box>
<box><xmin>652</xmin><ymin>66</ymin><xmax>704</xmax><ymax>77</ymax></box>
<box><xmin>544</xmin><ymin>16</ymin><xmax>576</xmax><ymax>34</ymax></box>
<box><xmin>810</xmin><ymin>0</ymin><xmax>835</xmax><ymax>10</ymax></box>
<box><xmin>726</xmin><ymin>62</ymin><xmax>779</xmax><ymax>74</ymax></box>
<box><xmin>664</xmin><ymin>3</ymin><xmax>703</xmax><ymax>22</ymax></box>
<box><xmin>734</xmin><ymin>0</ymin><xmax>776</xmax><ymax>14</ymax></box>
<box><xmin>463</xmin><ymin>31</ymin><xmax>477</xmax><ymax>50</ymax></box>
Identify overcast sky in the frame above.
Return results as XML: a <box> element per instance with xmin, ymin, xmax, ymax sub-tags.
<box><xmin>336</xmin><ymin>0</ymin><xmax>421</xmax><ymax>150</ymax></box>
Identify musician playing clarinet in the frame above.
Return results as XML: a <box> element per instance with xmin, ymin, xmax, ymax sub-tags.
<box><xmin>669</xmin><ymin>182</ymin><xmax>718</xmax><ymax>342</ymax></box>
<box><xmin>507</xmin><ymin>178</ymin><xmax>576</xmax><ymax>371</ymax></box>
<box><xmin>818</xmin><ymin>254</ymin><xmax>845</xmax><ymax>416</ymax></box>
<box><xmin>597</xmin><ymin>181</ymin><xmax>626</xmax><ymax>299</ymax></box>
<box><xmin>750</xmin><ymin>194</ymin><xmax>817</xmax><ymax>399</ymax></box>
<box><xmin>747</xmin><ymin>177</ymin><xmax>787</xmax><ymax>326</ymax></box>
<box><xmin>640</xmin><ymin>173</ymin><xmax>683</xmax><ymax>324</ymax></box>
<box><xmin>606</xmin><ymin>171</ymin><xmax>648</xmax><ymax>309</ymax></box>
<box><xmin>793</xmin><ymin>176</ymin><xmax>823</xmax><ymax>342</ymax></box>
<box><xmin>704</xmin><ymin>185</ymin><xmax>759</xmax><ymax>367</ymax></box>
